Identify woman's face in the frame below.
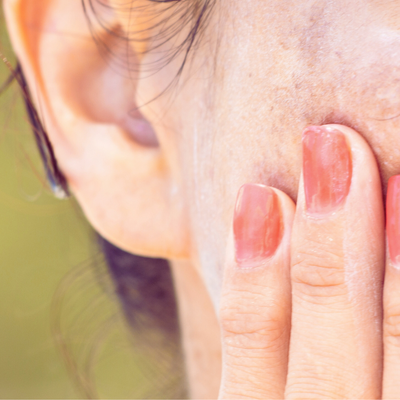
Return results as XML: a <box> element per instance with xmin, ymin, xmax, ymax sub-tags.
<box><xmin>6</xmin><ymin>0</ymin><xmax>400</xmax><ymax>305</ymax></box>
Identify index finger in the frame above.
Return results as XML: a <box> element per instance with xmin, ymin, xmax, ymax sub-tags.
<box><xmin>219</xmin><ymin>184</ymin><xmax>295</xmax><ymax>399</ymax></box>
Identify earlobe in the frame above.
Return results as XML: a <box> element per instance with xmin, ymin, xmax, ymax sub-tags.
<box><xmin>3</xmin><ymin>0</ymin><xmax>190</xmax><ymax>259</ymax></box>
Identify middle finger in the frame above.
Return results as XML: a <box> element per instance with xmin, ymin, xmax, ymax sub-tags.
<box><xmin>286</xmin><ymin>125</ymin><xmax>385</xmax><ymax>399</ymax></box>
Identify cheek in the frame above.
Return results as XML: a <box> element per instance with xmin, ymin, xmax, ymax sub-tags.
<box><xmin>310</xmin><ymin>27</ymin><xmax>400</xmax><ymax>184</ymax></box>
<box><xmin>262</xmin><ymin>11</ymin><xmax>400</xmax><ymax>190</ymax></box>
<box><xmin>158</xmin><ymin>3</ymin><xmax>400</xmax><ymax>302</ymax></box>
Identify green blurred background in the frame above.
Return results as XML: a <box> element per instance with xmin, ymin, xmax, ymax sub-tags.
<box><xmin>0</xmin><ymin>8</ymin><xmax>159</xmax><ymax>399</ymax></box>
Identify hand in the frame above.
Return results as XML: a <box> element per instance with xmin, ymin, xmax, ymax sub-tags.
<box><xmin>219</xmin><ymin>124</ymin><xmax>400</xmax><ymax>399</ymax></box>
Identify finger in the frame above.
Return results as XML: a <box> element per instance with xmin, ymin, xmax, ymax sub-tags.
<box><xmin>383</xmin><ymin>175</ymin><xmax>400</xmax><ymax>399</ymax></box>
<box><xmin>219</xmin><ymin>184</ymin><xmax>295</xmax><ymax>400</ymax></box>
<box><xmin>286</xmin><ymin>125</ymin><xmax>385</xmax><ymax>399</ymax></box>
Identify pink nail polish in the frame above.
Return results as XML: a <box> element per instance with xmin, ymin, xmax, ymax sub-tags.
<box><xmin>387</xmin><ymin>175</ymin><xmax>400</xmax><ymax>268</ymax></box>
<box><xmin>233</xmin><ymin>184</ymin><xmax>282</xmax><ymax>265</ymax></box>
<box><xmin>303</xmin><ymin>126</ymin><xmax>352</xmax><ymax>215</ymax></box>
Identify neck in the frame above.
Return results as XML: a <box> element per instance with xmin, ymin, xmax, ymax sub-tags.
<box><xmin>170</xmin><ymin>259</ymin><xmax>222</xmax><ymax>399</ymax></box>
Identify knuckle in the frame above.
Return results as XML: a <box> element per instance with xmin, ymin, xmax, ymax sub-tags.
<box><xmin>385</xmin><ymin>304</ymin><xmax>400</xmax><ymax>344</ymax></box>
<box><xmin>219</xmin><ymin>290</ymin><xmax>287</xmax><ymax>352</ymax></box>
<box><xmin>291</xmin><ymin>248</ymin><xmax>346</xmax><ymax>298</ymax></box>
<box><xmin>286</xmin><ymin>369</ymin><xmax>371</xmax><ymax>399</ymax></box>
<box><xmin>286</xmin><ymin>385</ymin><xmax>346</xmax><ymax>400</ymax></box>
<box><xmin>222</xmin><ymin>382</ymin><xmax>279</xmax><ymax>400</ymax></box>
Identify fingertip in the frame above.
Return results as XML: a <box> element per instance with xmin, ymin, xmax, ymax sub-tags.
<box><xmin>270</xmin><ymin>187</ymin><xmax>296</xmax><ymax>229</ymax></box>
<box><xmin>232</xmin><ymin>184</ymin><xmax>295</xmax><ymax>268</ymax></box>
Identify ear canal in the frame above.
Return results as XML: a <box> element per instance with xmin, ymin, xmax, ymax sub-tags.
<box><xmin>121</xmin><ymin>112</ymin><xmax>159</xmax><ymax>147</ymax></box>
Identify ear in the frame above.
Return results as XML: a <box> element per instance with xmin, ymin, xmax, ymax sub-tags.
<box><xmin>3</xmin><ymin>0</ymin><xmax>190</xmax><ymax>259</ymax></box>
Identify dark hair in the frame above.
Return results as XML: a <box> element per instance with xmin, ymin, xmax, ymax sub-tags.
<box><xmin>0</xmin><ymin>59</ymin><xmax>70</xmax><ymax>198</ymax></box>
<box><xmin>50</xmin><ymin>235</ymin><xmax>187</xmax><ymax>398</ymax></box>
<box><xmin>82</xmin><ymin>0</ymin><xmax>216</xmax><ymax>105</ymax></box>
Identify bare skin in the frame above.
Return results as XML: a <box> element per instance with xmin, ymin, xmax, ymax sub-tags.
<box><xmin>5</xmin><ymin>0</ymin><xmax>400</xmax><ymax>398</ymax></box>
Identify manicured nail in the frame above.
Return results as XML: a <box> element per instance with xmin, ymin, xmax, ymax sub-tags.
<box><xmin>303</xmin><ymin>126</ymin><xmax>352</xmax><ymax>215</ymax></box>
<box><xmin>387</xmin><ymin>175</ymin><xmax>400</xmax><ymax>269</ymax></box>
<box><xmin>233</xmin><ymin>184</ymin><xmax>282</xmax><ymax>265</ymax></box>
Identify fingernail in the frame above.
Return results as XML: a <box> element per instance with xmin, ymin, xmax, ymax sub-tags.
<box><xmin>303</xmin><ymin>126</ymin><xmax>352</xmax><ymax>215</ymax></box>
<box><xmin>387</xmin><ymin>175</ymin><xmax>400</xmax><ymax>268</ymax></box>
<box><xmin>233</xmin><ymin>184</ymin><xmax>282</xmax><ymax>265</ymax></box>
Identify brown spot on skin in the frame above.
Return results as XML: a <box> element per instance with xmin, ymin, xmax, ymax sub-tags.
<box><xmin>298</xmin><ymin>2</ymin><xmax>332</xmax><ymax>67</ymax></box>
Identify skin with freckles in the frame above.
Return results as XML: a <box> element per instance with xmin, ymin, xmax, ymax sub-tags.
<box><xmin>6</xmin><ymin>0</ymin><xmax>400</xmax><ymax>398</ymax></box>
